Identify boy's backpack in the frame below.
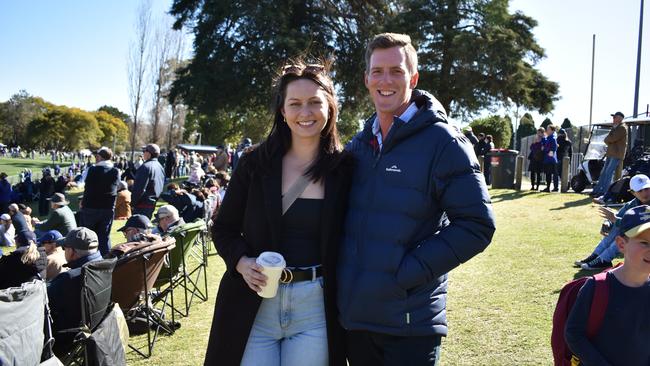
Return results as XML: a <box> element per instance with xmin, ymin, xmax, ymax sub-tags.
<box><xmin>551</xmin><ymin>271</ymin><xmax>610</xmax><ymax>366</ymax></box>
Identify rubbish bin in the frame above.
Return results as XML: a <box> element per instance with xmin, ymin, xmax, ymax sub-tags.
<box><xmin>487</xmin><ymin>149</ymin><xmax>519</xmax><ymax>189</ymax></box>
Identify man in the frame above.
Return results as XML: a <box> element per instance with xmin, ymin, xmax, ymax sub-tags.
<box><xmin>131</xmin><ymin>143</ymin><xmax>165</xmax><ymax>219</ymax></box>
<box><xmin>591</xmin><ymin>111</ymin><xmax>628</xmax><ymax>197</ymax></box>
<box><xmin>79</xmin><ymin>147</ymin><xmax>120</xmax><ymax>256</ymax></box>
<box><xmin>540</xmin><ymin>124</ymin><xmax>559</xmax><ymax>192</ymax></box>
<box><xmin>8</xmin><ymin>203</ymin><xmax>36</xmax><ymax>247</ymax></box>
<box><xmin>0</xmin><ymin>213</ymin><xmax>15</xmax><ymax>247</ymax></box>
<box><xmin>462</xmin><ymin>126</ymin><xmax>479</xmax><ymax>148</ymax></box>
<box><xmin>47</xmin><ymin>227</ymin><xmax>103</xmax><ymax>356</ymax></box>
<box><xmin>575</xmin><ymin>173</ymin><xmax>650</xmax><ymax>270</ymax></box>
<box><xmin>34</xmin><ymin>192</ymin><xmax>77</xmax><ymax>236</ymax></box>
<box><xmin>39</xmin><ymin>168</ymin><xmax>56</xmax><ymax>216</ymax></box>
<box><xmin>116</xmin><ymin>214</ymin><xmax>154</xmax><ymax>242</ymax></box>
<box><xmin>37</xmin><ymin>230</ymin><xmax>67</xmax><ymax>280</ymax></box>
<box><xmin>338</xmin><ymin>33</ymin><xmax>496</xmax><ymax>365</ymax></box>
<box><xmin>152</xmin><ymin>204</ymin><xmax>185</xmax><ymax>236</ymax></box>
<box><xmin>164</xmin><ymin>148</ymin><xmax>178</xmax><ymax>180</ymax></box>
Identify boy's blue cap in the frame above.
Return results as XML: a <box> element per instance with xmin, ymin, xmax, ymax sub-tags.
<box><xmin>37</xmin><ymin>230</ymin><xmax>63</xmax><ymax>245</ymax></box>
<box><xmin>620</xmin><ymin>205</ymin><xmax>650</xmax><ymax>238</ymax></box>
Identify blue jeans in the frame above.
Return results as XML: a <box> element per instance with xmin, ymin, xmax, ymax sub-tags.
<box><xmin>79</xmin><ymin>208</ymin><xmax>115</xmax><ymax>256</ymax></box>
<box><xmin>592</xmin><ymin>226</ymin><xmax>621</xmax><ymax>262</ymax></box>
<box><xmin>240</xmin><ymin>278</ymin><xmax>328</xmax><ymax>366</ymax></box>
<box><xmin>592</xmin><ymin>157</ymin><xmax>620</xmax><ymax>196</ymax></box>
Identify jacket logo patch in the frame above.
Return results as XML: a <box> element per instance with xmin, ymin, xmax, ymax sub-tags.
<box><xmin>385</xmin><ymin>165</ymin><xmax>402</xmax><ymax>173</ymax></box>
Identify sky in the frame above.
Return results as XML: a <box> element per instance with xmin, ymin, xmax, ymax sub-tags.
<box><xmin>0</xmin><ymin>1</ymin><xmax>648</xmax><ymax>127</ymax></box>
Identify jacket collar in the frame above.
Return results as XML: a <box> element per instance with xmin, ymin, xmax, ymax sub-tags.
<box><xmin>65</xmin><ymin>251</ymin><xmax>102</xmax><ymax>269</ymax></box>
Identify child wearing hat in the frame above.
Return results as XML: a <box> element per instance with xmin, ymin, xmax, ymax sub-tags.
<box><xmin>565</xmin><ymin>204</ymin><xmax>650</xmax><ymax>365</ymax></box>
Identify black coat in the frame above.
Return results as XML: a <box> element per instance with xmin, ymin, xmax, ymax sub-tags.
<box><xmin>204</xmin><ymin>148</ymin><xmax>352</xmax><ymax>366</ymax></box>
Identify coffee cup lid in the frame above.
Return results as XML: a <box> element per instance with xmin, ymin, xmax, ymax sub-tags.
<box><xmin>256</xmin><ymin>251</ymin><xmax>286</xmax><ymax>267</ymax></box>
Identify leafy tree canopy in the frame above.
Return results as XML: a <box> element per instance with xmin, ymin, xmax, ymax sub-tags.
<box><xmin>470</xmin><ymin>114</ymin><xmax>512</xmax><ymax>149</ymax></box>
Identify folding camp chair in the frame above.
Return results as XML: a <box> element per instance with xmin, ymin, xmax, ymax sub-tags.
<box><xmin>0</xmin><ymin>280</ymin><xmax>48</xmax><ymax>366</ymax></box>
<box><xmin>59</xmin><ymin>257</ymin><xmax>123</xmax><ymax>366</ymax></box>
<box><xmin>111</xmin><ymin>238</ymin><xmax>176</xmax><ymax>358</ymax></box>
<box><xmin>153</xmin><ymin>220</ymin><xmax>207</xmax><ymax>319</ymax></box>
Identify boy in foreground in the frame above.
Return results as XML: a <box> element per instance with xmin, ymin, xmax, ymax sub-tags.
<box><xmin>565</xmin><ymin>205</ymin><xmax>650</xmax><ymax>365</ymax></box>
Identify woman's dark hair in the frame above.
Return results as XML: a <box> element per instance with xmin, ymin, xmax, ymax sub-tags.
<box><xmin>258</xmin><ymin>57</ymin><xmax>342</xmax><ymax>182</ymax></box>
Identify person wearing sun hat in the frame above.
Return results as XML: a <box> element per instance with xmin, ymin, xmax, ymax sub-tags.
<box><xmin>565</xmin><ymin>204</ymin><xmax>650</xmax><ymax>366</ymax></box>
<box><xmin>33</xmin><ymin>192</ymin><xmax>77</xmax><ymax>236</ymax></box>
<box><xmin>47</xmin><ymin>227</ymin><xmax>103</xmax><ymax>356</ymax></box>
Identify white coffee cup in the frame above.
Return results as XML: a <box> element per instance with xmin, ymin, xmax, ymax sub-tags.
<box><xmin>255</xmin><ymin>251</ymin><xmax>286</xmax><ymax>298</ymax></box>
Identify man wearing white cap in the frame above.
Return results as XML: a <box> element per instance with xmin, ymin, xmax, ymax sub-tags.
<box><xmin>575</xmin><ymin>173</ymin><xmax>650</xmax><ymax>270</ymax></box>
<box><xmin>0</xmin><ymin>213</ymin><xmax>15</xmax><ymax>247</ymax></box>
<box><xmin>152</xmin><ymin>205</ymin><xmax>185</xmax><ymax>236</ymax></box>
<box><xmin>131</xmin><ymin>143</ymin><xmax>165</xmax><ymax>219</ymax></box>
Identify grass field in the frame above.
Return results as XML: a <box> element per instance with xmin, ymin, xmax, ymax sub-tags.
<box><xmin>1</xmin><ymin>187</ymin><xmax>612</xmax><ymax>365</ymax></box>
<box><xmin>0</xmin><ymin>157</ymin><xmax>69</xmax><ymax>178</ymax></box>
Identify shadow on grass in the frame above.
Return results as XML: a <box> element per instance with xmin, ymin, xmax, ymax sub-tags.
<box><xmin>490</xmin><ymin>190</ymin><xmax>535</xmax><ymax>203</ymax></box>
<box><xmin>549</xmin><ymin>196</ymin><xmax>593</xmax><ymax>211</ymax></box>
<box><xmin>549</xmin><ymin>268</ymin><xmax>602</xmax><ymax>295</ymax></box>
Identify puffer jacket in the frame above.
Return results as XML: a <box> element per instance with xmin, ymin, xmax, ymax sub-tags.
<box><xmin>337</xmin><ymin>90</ymin><xmax>496</xmax><ymax>337</ymax></box>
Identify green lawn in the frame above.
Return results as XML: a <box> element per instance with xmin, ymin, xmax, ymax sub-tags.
<box><xmin>0</xmin><ymin>157</ymin><xmax>70</xmax><ymax>178</ymax></box>
<box><xmin>1</xmin><ymin>187</ymin><xmax>613</xmax><ymax>365</ymax></box>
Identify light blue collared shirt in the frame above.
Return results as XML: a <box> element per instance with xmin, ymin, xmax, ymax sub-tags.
<box><xmin>371</xmin><ymin>102</ymin><xmax>419</xmax><ymax>151</ymax></box>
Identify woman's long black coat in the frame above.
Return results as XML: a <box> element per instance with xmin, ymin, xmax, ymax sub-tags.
<box><xmin>204</xmin><ymin>149</ymin><xmax>352</xmax><ymax>366</ymax></box>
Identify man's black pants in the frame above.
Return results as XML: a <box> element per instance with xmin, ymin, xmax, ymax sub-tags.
<box><xmin>347</xmin><ymin>330</ymin><xmax>442</xmax><ymax>366</ymax></box>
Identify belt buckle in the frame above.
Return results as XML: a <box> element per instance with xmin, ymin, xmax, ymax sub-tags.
<box><xmin>280</xmin><ymin>268</ymin><xmax>293</xmax><ymax>284</ymax></box>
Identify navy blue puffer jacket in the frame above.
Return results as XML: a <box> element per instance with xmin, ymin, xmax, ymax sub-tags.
<box><xmin>337</xmin><ymin>90</ymin><xmax>496</xmax><ymax>337</ymax></box>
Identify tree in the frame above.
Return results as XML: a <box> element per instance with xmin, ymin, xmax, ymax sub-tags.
<box><xmin>28</xmin><ymin>105</ymin><xmax>102</xmax><ymax>151</ymax></box>
<box><xmin>94</xmin><ymin>111</ymin><xmax>129</xmax><ymax>152</ymax></box>
<box><xmin>169</xmin><ymin>0</ymin><xmax>558</xmax><ymax>141</ymax></box>
<box><xmin>470</xmin><ymin>115</ymin><xmax>512</xmax><ymax>149</ymax></box>
<box><xmin>0</xmin><ymin>90</ymin><xmax>46</xmax><ymax>146</ymax></box>
<box><xmin>540</xmin><ymin>117</ymin><xmax>553</xmax><ymax>130</ymax></box>
<box><xmin>98</xmin><ymin>105</ymin><xmax>131</xmax><ymax>124</ymax></box>
<box><xmin>128</xmin><ymin>0</ymin><xmax>152</xmax><ymax>159</ymax></box>
<box><xmin>561</xmin><ymin>118</ymin><xmax>572</xmax><ymax>129</ymax></box>
<box><xmin>515</xmin><ymin>112</ymin><xmax>536</xmax><ymax>150</ymax></box>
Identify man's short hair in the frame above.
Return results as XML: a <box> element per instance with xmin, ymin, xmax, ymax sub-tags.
<box><xmin>547</xmin><ymin>124</ymin><xmax>556</xmax><ymax>132</ymax></box>
<box><xmin>95</xmin><ymin>146</ymin><xmax>112</xmax><ymax>161</ymax></box>
<box><xmin>365</xmin><ymin>33</ymin><xmax>418</xmax><ymax>75</ymax></box>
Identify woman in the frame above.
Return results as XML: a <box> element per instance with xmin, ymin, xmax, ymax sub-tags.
<box><xmin>204</xmin><ymin>59</ymin><xmax>352</xmax><ymax>366</ymax></box>
<box><xmin>528</xmin><ymin>128</ymin><xmax>545</xmax><ymax>190</ymax></box>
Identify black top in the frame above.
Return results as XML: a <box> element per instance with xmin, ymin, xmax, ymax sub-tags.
<box><xmin>82</xmin><ymin>163</ymin><xmax>120</xmax><ymax>209</ymax></box>
<box><xmin>565</xmin><ymin>272</ymin><xmax>650</xmax><ymax>366</ymax></box>
<box><xmin>280</xmin><ymin>198</ymin><xmax>323</xmax><ymax>267</ymax></box>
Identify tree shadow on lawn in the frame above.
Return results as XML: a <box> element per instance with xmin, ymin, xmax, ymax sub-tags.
<box><xmin>548</xmin><ymin>196</ymin><xmax>592</xmax><ymax>211</ymax></box>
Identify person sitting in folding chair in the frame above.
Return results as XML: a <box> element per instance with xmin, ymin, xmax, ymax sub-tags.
<box><xmin>116</xmin><ymin>214</ymin><xmax>156</xmax><ymax>243</ymax></box>
<box><xmin>47</xmin><ymin>227</ymin><xmax>103</xmax><ymax>357</ymax></box>
<box><xmin>152</xmin><ymin>205</ymin><xmax>185</xmax><ymax>237</ymax></box>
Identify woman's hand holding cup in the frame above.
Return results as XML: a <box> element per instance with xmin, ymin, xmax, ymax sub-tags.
<box><xmin>236</xmin><ymin>256</ymin><xmax>268</xmax><ymax>292</ymax></box>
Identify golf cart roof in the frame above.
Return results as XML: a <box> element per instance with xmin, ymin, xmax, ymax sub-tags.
<box><xmin>623</xmin><ymin>116</ymin><xmax>650</xmax><ymax>126</ymax></box>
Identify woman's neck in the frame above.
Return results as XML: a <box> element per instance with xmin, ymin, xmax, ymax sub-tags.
<box><xmin>286</xmin><ymin>137</ymin><xmax>319</xmax><ymax>165</ymax></box>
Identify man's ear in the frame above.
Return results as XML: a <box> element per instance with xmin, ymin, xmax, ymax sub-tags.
<box><xmin>410</xmin><ymin>71</ymin><xmax>419</xmax><ymax>89</ymax></box>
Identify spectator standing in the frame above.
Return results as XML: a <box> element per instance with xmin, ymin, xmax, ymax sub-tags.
<box><xmin>338</xmin><ymin>33</ymin><xmax>495</xmax><ymax>365</ymax></box>
<box><xmin>463</xmin><ymin>126</ymin><xmax>479</xmax><ymax>147</ymax></box>
<box><xmin>79</xmin><ymin>147</ymin><xmax>120</xmax><ymax>256</ymax></box>
<box><xmin>475</xmin><ymin>133</ymin><xmax>491</xmax><ymax>185</ymax></box>
<box><xmin>556</xmin><ymin>129</ymin><xmax>573</xmax><ymax>186</ymax></box>
<box><xmin>131</xmin><ymin>143</ymin><xmax>165</xmax><ymax>219</ymax></box>
<box><xmin>591</xmin><ymin>112</ymin><xmax>628</xmax><ymax>197</ymax></box>
<box><xmin>0</xmin><ymin>172</ymin><xmax>12</xmax><ymax>214</ymax></box>
<box><xmin>165</xmin><ymin>148</ymin><xmax>178</xmax><ymax>180</ymax></box>
<box><xmin>528</xmin><ymin>128</ymin><xmax>545</xmax><ymax>190</ymax></box>
<box><xmin>213</xmin><ymin>147</ymin><xmax>229</xmax><ymax>172</ymax></box>
<box><xmin>39</xmin><ymin>168</ymin><xmax>56</xmax><ymax>216</ymax></box>
<box><xmin>34</xmin><ymin>193</ymin><xmax>77</xmax><ymax>236</ymax></box>
<box><xmin>541</xmin><ymin>125</ymin><xmax>559</xmax><ymax>192</ymax></box>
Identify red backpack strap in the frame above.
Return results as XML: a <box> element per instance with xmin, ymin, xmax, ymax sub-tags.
<box><xmin>586</xmin><ymin>271</ymin><xmax>609</xmax><ymax>339</ymax></box>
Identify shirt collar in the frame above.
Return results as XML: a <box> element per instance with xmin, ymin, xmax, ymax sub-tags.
<box><xmin>372</xmin><ymin>102</ymin><xmax>419</xmax><ymax>149</ymax></box>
